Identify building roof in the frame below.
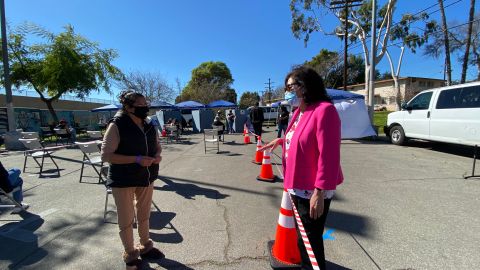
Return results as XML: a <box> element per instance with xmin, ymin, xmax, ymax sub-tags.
<box><xmin>346</xmin><ymin>76</ymin><xmax>445</xmax><ymax>89</ymax></box>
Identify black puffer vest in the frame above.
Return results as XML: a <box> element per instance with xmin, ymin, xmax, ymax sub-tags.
<box><xmin>107</xmin><ymin>112</ymin><xmax>159</xmax><ymax>187</ymax></box>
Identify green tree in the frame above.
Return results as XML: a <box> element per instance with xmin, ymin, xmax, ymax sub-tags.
<box><xmin>176</xmin><ymin>61</ymin><xmax>237</xmax><ymax>104</ymax></box>
<box><xmin>305</xmin><ymin>50</ymin><xmax>367</xmax><ymax>88</ymax></box>
<box><xmin>239</xmin><ymin>91</ymin><xmax>260</xmax><ymax>109</ymax></box>
<box><xmin>1</xmin><ymin>23</ymin><xmax>122</xmax><ymax>122</ymax></box>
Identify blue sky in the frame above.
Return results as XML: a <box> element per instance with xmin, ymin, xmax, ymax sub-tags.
<box><xmin>5</xmin><ymin>0</ymin><xmax>478</xmax><ymax>103</ymax></box>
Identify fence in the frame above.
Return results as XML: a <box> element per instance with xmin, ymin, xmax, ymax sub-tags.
<box><xmin>0</xmin><ymin>89</ymin><xmax>112</xmax><ymax>105</ymax></box>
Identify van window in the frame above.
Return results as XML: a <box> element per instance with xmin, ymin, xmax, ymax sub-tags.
<box><xmin>408</xmin><ymin>91</ymin><xmax>433</xmax><ymax>110</ymax></box>
<box><xmin>436</xmin><ymin>86</ymin><xmax>480</xmax><ymax>109</ymax></box>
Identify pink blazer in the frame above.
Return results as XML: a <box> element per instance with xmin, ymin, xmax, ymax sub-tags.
<box><xmin>282</xmin><ymin>101</ymin><xmax>343</xmax><ymax>190</ymax></box>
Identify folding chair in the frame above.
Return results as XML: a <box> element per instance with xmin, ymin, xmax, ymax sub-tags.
<box><xmin>40</xmin><ymin>127</ymin><xmax>54</xmax><ymax>141</ymax></box>
<box><xmin>86</xmin><ymin>130</ymin><xmax>103</xmax><ymax>140</ymax></box>
<box><xmin>54</xmin><ymin>128</ymin><xmax>73</xmax><ymax>145</ymax></box>
<box><xmin>203</xmin><ymin>129</ymin><xmax>220</xmax><ymax>154</ymax></box>
<box><xmin>0</xmin><ymin>186</ymin><xmax>24</xmax><ymax>209</ymax></box>
<box><xmin>18</xmin><ymin>138</ymin><xmax>63</xmax><ymax>177</ymax></box>
<box><xmin>75</xmin><ymin>141</ymin><xmax>105</xmax><ymax>183</ymax></box>
<box><xmin>21</xmin><ymin>132</ymin><xmax>40</xmax><ymax>140</ymax></box>
<box><xmin>166</xmin><ymin>126</ymin><xmax>180</xmax><ymax>143</ymax></box>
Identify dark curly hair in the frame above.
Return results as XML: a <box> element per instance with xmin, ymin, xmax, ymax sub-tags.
<box><xmin>118</xmin><ymin>90</ymin><xmax>144</xmax><ymax>111</ymax></box>
<box><xmin>284</xmin><ymin>66</ymin><xmax>332</xmax><ymax>105</ymax></box>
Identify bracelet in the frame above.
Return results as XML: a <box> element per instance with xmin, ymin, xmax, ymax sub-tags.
<box><xmin>135</xmin><ymin>155</ymin><xmax>142</xmax><ymax>164</ymax></box>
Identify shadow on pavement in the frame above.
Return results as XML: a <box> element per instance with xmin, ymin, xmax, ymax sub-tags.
<box><xmin>326</xmin><ymin>260</ymin><xmax>352</xmax><ymax>270</ymax></box>
<box><xmin>155</xmin><ymin>176</ymin><xmax>229</xmax><ymax>200</ymax></box>
<box><xmin>0</xmin><ymin>211</ymin><xmax>46</xmax><ymax>269</ymax></box>
<box><xmin>326</xmin><ymin>210</ymin><xmax>372</xmax><ymax>237</ymax></box>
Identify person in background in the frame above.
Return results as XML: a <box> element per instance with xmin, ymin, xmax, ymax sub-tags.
<box><xmin>277</xmin><ymin>106</ymin><xmax>289</xmax><ymax>138</ymax></box>
<box><xmin>0</xmin><ymin>161</ymin><xmax>29</xmax><ymax>214</ymax></box>
<box><xmin>56</xmin><ymin>119</ymin><xmax>76</xmax><ymax>142</ymax></box>
<box><xmin>101</xmin><ymin>90</ymin><xmax>163</xmax><ymax>269</ymax></box>
<box><xmin>260</xmin><ymin>66</ymin><xmax>343</xmax><ymax>270</ymax></box>
<box><xmin>249</xmin><ymin>102</ymin><xmax>264</xmax><ymax>142</ymax></box>
<box><xmin>212</xmin><ymin>116</ymin><xmax>225</xmax><ymax>141</ymax></box>
<box><xmin>227</xmin><ymin>110</ymin><xmax>235</xmax><ymax>134</ymax></box>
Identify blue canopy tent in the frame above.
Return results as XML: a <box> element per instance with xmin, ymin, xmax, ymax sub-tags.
<box><xmin>91</xmin><ymin>104</ymin><xmax>121</xmax><ymax>112</ymax></box>
<box><xmin>175</xmin><ymin>100</ymin><xmax>205</xmax><ymax>109</ymax></box>
<box><xmin>206</xmin><ymin>100</ymin><xmax>237</xmax><ymax>108</ymax></box>
<box><xmin>150</xmin><ymin>101</ymin><xmax>176</xmax><ymax>109</ymax></box>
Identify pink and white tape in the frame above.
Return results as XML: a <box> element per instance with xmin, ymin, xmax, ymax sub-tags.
<box><xmin>288</xmin><ymin>193</ymin><xmax>321</xmax><ymax>270</ymax></box>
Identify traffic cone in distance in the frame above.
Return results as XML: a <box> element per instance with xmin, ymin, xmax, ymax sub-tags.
<box><xmin>267</xmin><ymin>190</ymin><xmax>301</xmax><ymax>268</ymax></box>
<box><xmin>244</xmin><ymin>132</ymin><xmax>251</xmax><ymax>144</ymax></box>
<box><xmin>256</xmin><ymin>149</ymin><xmax>277</xmax><ymax>182</ymax></box>
<box><xmin>252</xmin><ymin>136</ymin><xmax>263</xmax><ymax>164</ymax></box>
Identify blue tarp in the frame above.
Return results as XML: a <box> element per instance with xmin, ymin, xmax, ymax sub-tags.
<box><xmin>206</xmin><ymin>100</ymin><xmax>237</xmax><ymax>108</ymax></box>
<box><xmin>91</xmin><ymin>104</ymin><xmax>121</xmax><ymax>112</ymax></box>
<box><xmin>175</xmin><ymin>100</ymin><xmax>205</xmax><ymax>109</ymax></box>
<box><xmin>150</xmin><ymin>101</ymin><xmax>175</xmax><ymax>109</ymax></box>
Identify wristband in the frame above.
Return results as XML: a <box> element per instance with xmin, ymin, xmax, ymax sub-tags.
<box><xmin>135</xmin><ymin>155</ymin><xmax>142</xmax><ymax>164</ymax></box>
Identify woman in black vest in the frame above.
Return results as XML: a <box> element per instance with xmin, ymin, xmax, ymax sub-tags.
<box><xmin>101</xmin><ymin>90</ymin><xmax>163</xmax><ymax>269</ymax></box>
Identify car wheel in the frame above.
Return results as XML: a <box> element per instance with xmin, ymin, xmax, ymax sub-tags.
<box><xmin>390</xmin><ymin>125</ymin><xmax>406</xmax><ymax>145</ymax></box>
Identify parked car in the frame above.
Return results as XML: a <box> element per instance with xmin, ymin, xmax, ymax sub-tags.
<box><xmin>384</xmin><ymin>81</ymin><xmax>480</xmax><ymax>146</ymax></box>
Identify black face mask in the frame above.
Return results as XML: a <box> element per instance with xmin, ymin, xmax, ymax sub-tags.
<box><xmin>132</xmin><ymin>106</ymin><xmax>149</xmax><ymax>120</ymax></box>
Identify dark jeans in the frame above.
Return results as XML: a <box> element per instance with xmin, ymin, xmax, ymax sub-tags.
<box><xmin>291</xmin><ymin>195</ymin><xmax>332</xmax><ymax>270</ymax></box>
<box><xmin>277</xmin><ymin>123</ymin><xmax>287</xmax><ymax>138</ymax></box>
<box><xmin>252</xmin><ymin>122</ymin><xmax>262</xmax><ymax>141</ymax></box>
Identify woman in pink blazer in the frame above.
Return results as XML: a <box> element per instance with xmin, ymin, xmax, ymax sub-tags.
<box><xmin>261</xmin><ymin>66</ymin><xmax>343</xmax><ymax>269</ymax></box>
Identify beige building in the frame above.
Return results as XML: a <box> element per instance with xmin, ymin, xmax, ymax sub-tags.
<box><xmin>347</xmin><ymin>77</ymin><xmax>445</xmax><ymax>111</ymax></box>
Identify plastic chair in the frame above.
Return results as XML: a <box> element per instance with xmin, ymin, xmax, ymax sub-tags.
<box><xmin>54</xmin><ymin>128</ymin><xmax>73</xmax><ymax>145</ymax></box>
<box><xmin>20</xmin><ymin>132</ymin><xmax>40</xmax><ymax>140</ymax></box>
<box><xmin>75</xmin><ymin>141</ymin><xmax>105</xmax><ymax>183</ymax></box>
<box><xmin>86</xmin><ymin>131</ymin><xmax>103</xmax><ymax>139</ymax></box>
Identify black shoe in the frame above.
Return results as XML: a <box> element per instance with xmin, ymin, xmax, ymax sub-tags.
<box><xmin>140</xmin><ymin>247</ymin><xmax>165</xmax><ymax>260</ymax></box>
<box><xmin>126</xmin><ymin>258</ymin><xmax>142</xmax><ymax>269</ymax></box>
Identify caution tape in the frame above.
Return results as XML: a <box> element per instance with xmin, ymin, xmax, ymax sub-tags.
<box><xmin>288</xmin><ymin>192</ymin><xmax>321</xmax><ymax>270</ymax></box>
<box><xmin>270</xmin><ymin>150</ymin><xmax>321</xmax><ymax>270</ymax></box>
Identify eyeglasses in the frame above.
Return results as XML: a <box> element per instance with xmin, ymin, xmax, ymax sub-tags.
<box><xmin>286</xmin><ymin>82</ymin><xmax>301</xmax><ymax>91</ymax></box>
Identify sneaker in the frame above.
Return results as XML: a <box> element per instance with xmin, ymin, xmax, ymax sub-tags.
<box><xmin>11</xmin><ymin>203</ymin><xmax>29</xmax><ymax>214</ymax></box>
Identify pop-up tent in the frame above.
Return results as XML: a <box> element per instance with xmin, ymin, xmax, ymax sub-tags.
<box><xmin>273</xmin><ymin>89</ymin><xmax>375</xmax><ymax>139</ymax></box>
<box><xmin>175</xmin><ymin>100</ymin><xmax>205</xmax><ymax>109</ymax></box>
<box><xmin>327</xmin><ymin>89</ymin><xmax>376</xmax><ymax>139</ymax></box>
<box><xmin>206</xmin><ymin>100</ymin><xmax>237</xmax><ymax>108</ymax></box>
<box><xmin>150</xmin><ymin>101</ymin><xmax>175</xmax><ymax>109</ymax></box>
<box><xmin>91</xmin><ymin>104</ymin><xmax>121</xmax><ymax>112</ymax></box>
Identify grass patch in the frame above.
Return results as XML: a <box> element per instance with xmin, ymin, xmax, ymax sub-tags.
<box><xmin>373</xmin><ymin>111</ymin><xmax>391</xmax><ymax>135</ymax></box>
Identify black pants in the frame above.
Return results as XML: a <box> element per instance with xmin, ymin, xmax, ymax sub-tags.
<box><xmin>252</xmin><ymin>122</ymin><xmax>262</xmax><ymax>141</ymax></box>
<box><xmin>291</xmin><ymin>195</ymin><xmax>332</xmax><ymax>270</ymax></box>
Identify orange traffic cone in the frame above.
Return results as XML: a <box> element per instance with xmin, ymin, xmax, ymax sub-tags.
<box><xmin>268</xmin><ymin>189</ymin><xmax>301</xmax><ymax>268</ymax></box>
<box><xmin>244</xmin><ymin>131</ymin><xmax>251</xmax><ymax>144</ymax></box>
<box><xmin>256</xmin><ymin>149</ymin><xmax>277</xmax><ymax>182</ymax></box>
<box><xmin>252</xmin><ymin>136</ymin><xmax>263</xmax><ymax>164</ymax></box>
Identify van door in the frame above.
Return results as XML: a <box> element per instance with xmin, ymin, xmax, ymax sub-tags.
<box><xmin>402</xmin><ymin>91</ymin><xmax>434</xmax><ymax>140</ymax></box>
<box><xmin>430</xmin><ymin>85</ymin><xmax>480</xmax><ymax>144</ymax></box>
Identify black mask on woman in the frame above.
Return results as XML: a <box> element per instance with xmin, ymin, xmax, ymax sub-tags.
<box><xmin>132</xmin><ymin>106</ymin><xmax>149</xmax><ymax>120</ymax></box>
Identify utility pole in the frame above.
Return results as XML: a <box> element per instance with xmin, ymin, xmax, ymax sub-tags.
<box><xmin>0</xmin><ymin>0</ymin><xmax>15</xmax><ymax>132</ymax></box>
<box><xmin>368</xmin><ymin>0</ymin><xmax>377</xmax><ymax>123</ymax></box>
<box><xmin>264</xmin><ymin>78</ymin><xmax>274</xmax><ymax>104</ymax></box>
<box><xmin>330</xmin><ymin>0</ymin><xmax>363</xmax><ymax>91</ymax></box>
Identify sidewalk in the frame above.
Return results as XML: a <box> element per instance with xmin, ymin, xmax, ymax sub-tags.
<box><xmin>1</xmin><ymin>129</ymin><xmax>479</xmax><ymax>269</ymax></box>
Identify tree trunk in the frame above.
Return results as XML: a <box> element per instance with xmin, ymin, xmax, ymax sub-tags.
<box><xmin>460</xmin><ymin>0</ymin><xmax>475</xmax><ymax>83</ymax></box>
<box><xmin>393</xmin><ymin>76</ymin><xmax>401</xmax><ymax>111</ymax></box>
<box><xmin>44</xmin><ymin>99</ymin><xmax>59</xmax><ymax>124</ymax></box>
<box><xmin>364</xmin><ymin>64</ymin><xmax>371</xmax><ymax>105</ymax></box>
<box><xmin>438</xmin><ymin>0</ymin><xmax>452</xmax><ymax>85</ymax></box>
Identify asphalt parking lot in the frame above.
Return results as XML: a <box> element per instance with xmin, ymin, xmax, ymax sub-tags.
<box><xmin>1</xmin><ymin>129</ymin><xmax>479</xmax><ymax>270</ymax></box>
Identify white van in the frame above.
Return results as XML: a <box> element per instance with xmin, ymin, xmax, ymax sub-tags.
<box><xmin>384</xmin><ymin>81</ymin><xmax>480</xmax><ymax>146</ymax></box>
